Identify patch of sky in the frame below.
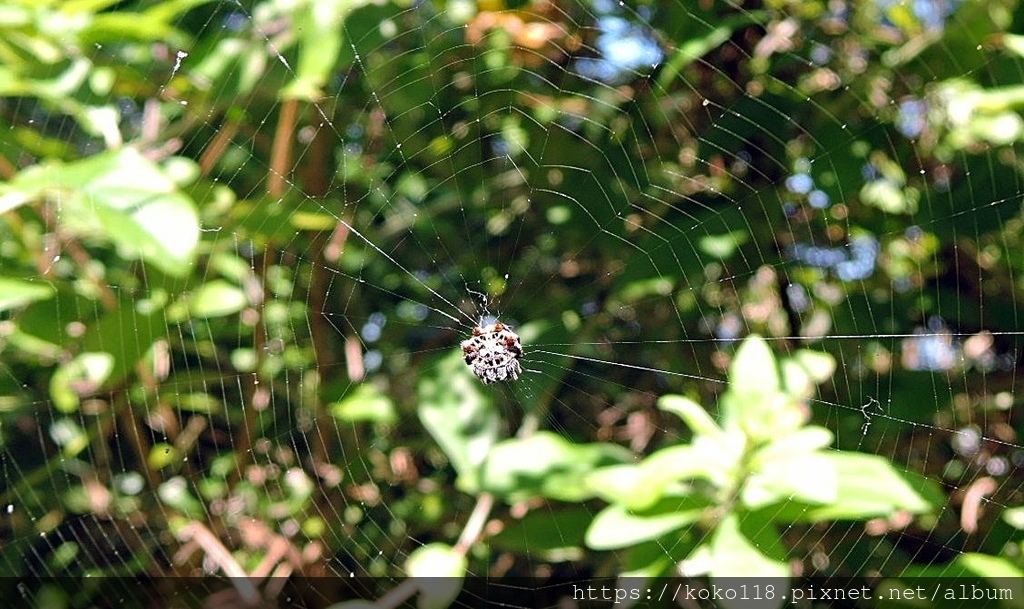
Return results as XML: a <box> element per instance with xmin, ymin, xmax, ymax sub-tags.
<box><xmin>575</xmin><ymin>1</ymin><xmax>663</xmax><ymax>84</ymax></box>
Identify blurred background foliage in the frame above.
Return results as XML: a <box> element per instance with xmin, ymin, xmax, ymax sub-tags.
<box><xmin>2</xmin><ymin>0</ymin><xmax>1024</xmax><ymax>605</ymax></box>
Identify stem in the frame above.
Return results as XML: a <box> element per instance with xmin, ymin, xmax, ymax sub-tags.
<box><xmin>268</xmin><ymin>98</ymin><xmax>299</xmax><ymax>196</ymax></box>
<box><xmin>454</xmin><ymin>492</ymin><xmax>495</xmax><ymax>555</ymax></box>
<box><xmin>372</xmin><ymin>579</ymin><xmax>420</xmax><ymax>609</ymax></box>
<box><xmin>198</xmin><ymin>117</ymin><xmax>241</xmax><ymax>176</ymax></box>
<box><xmin>176</xmin><ymin>521</ymin><xmax>260</xmax><ymax>604</ymax></box>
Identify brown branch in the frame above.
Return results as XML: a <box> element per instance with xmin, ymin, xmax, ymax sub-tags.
<box><xmin>268</xmin><ymin>98</ymin><xmax>300</xmax><ymax>196</ymax></box>
<box><xmin>198</xmin><ymin>118</ymin><xmax>241</xmax><ymax>176</ymax></box>
<box><xmin>37</xmin><ymin>203</ymin><xmax>118</xmax><ymax>311</ymax></box>
<box><xmin>454</xmin><ymin>492</ymin><xmax>496</xmax><ymax>555</ymax></box>
<box><xmin>176</xmin><ymin>522</ymin><xmax>260</xmax><ymax>604</ymax></box>
<box><xmin>0</xmin><ymin>151</ymin><xmax>17</xmax><ymax>179</ymax></box>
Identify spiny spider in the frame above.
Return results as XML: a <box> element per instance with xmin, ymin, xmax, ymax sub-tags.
<box><xmin>461</xmin><ymin>322</ymin><xmax>524</xmax><ymax>384</ymax></box>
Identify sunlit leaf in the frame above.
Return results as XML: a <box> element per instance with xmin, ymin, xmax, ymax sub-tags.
<box><xmin>406</xmin><ymin>543</ymin><xmax>466</xmax><ymax>609</ymax></box>
<box><xmin>0</xmin><ymin>277</ymin><xmax>54</xmax><ymax>312</ymax></box>
<box><xmin>417</xmin><ymin>350</ymin><xmax>499</xmax><ymax>493</ymax></box>
<box><xmin>48</xmin><ymin>351</ymin><xmax>115</xmax><ymax>414</ymax></box>
<box><xmin>479</xmin><ymin>431</ymin><xmax>630</xmax><ymax>501</ymax></box>
<box><xmin>187</xmin><ymin>280</ymin><xmax>248</xmax><ymax>318</ymax></box>
<box><xmin>730</xmin><ymin>335</ymin><xmax>779</xmax><ymax>395</ymax></box>
<box><xmin>707</xmin><ymin>512</ymin><xmax>789</xmax><ymax>579</ymax></box>
<box><xmin>7</xmin><ymin>148</ymin><xmax>200</xmax><ymax>277</ymax></box>
<box><xmin>801</xmin><ymin>452</ymin><xmax>938</xmax><ymax>520</ymax></box>
<box><xmin>586</xmin><ymin>500</ymin><xmax>703</xmax><ymax>551</ymax></box>
<box><xmin>658</xmin><ymin>395</ymin><xmax>721</xmax><ymax>437</ymax></box>
<box><xmin>329</xmin><ymin>384</ymin><xmax>397</xmax><ymax>424</ymax></box>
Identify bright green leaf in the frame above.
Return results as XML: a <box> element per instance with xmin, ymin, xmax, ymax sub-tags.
<box><xmin>629</xmin><ymin>437</ymin><xmax>741</xmax><ymax>510</ymax></box>
<box><xmin>281</xmin><ymin>0</ymin><xmax>355</xmax><ymax>101</ymax></box>
<box><xmin>743</xmin><ymin>452</ymin><xmax>837</xmax><ymax>509</ymax></box>
<box><xmin>706</xmin><ymin>512</ymin><xmax>789</xmax><ymax>579</ymax></box>
<box><xmin>658</xmin><ymin>394</ymin><xmax>721</xmax><ymax>437</ymax></box>
<box><xmin>723</xmin><ymin>336</ymin><xmax>806</xmax><ymax>442</ymax></box>
<box><xmin>48</xmin><ymin>352</ymin><xmax>115</xmax><ymax>414</ymax></box>
<box><xmin>753</xmin><ymin>427</ymin><xmax>834</xmax><ymax>463</ymax></box>
<box><xmin>790</xmin><ymin>350</ymin><xmax>836</xmax><ymax>384</ymax></box>
<box><xmin>585</xmin><ymin>501</ymin><xmax>702</xmax><ymax>551</ymax></box>
<box><xmin>406</xmin><ymin>543</ymin><xmax>466</xmax><ymax>609</ymax></box>
<box><xmin>187</xmin><ymin>280</ymin><xmax>248</xmax><ymax>318</ymax></box>
<box><xmin>698</xmin><ymin>231</ymin><xmax>748</xmax><ymax>259</ymax></box>
<box><xmin>730</xmin><ymin>335</ymin><xmax>779</xmax><ymax>395</ymax></box>
<box><xmin>417</xmin><ymin>350</ymin><xmax>499</xmax><ymax>493</ymax></box>
<box><xmin>802</xmin><ymin>452</ymin><xmax>938</xmax><ymax>520</ymax></box>
<box><xmin>479</xmin><ymin>431</ymin><xmax>631</xmax><ymax>501</ymax></box>
<box><xmin>148</xmin><ymin>442</ymin><xmax>181</xmax><ymax>470</ymax></box>
<box><xmin>585</xmin><ymin>464</ymin><xmax>643</xmax><ymax>504</ymax></box>
<box><xmin>0</xmin><ymin>277</ymin><xmax>54</xmax><ymax>312</ymax></box>
<box><xmin>329</xmin><ymin>384</ymin><xmax>397</xmax><ymax>424</ymax></box>
<box><xmin>7</xmin><ymin>148</ymin><xmax>200</xmax><ymax>276</ymax></box>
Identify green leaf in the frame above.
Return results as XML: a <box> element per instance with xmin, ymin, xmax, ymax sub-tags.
<box><xmin>478</xmin><ymin>431</ymin><xmax>631</xmax><ymax>501</ymax></box>
<box><xmin>187</xmin><ymin>280</ymin><xmax>248</xmax><ymax>318</ymax></box>
<box><xmin>80</xmin><ymin>12</ymin><xmax>188</xmax><ymax>46</ymax></box>
<box><xmin>782</xmin><ymin>349</ymin><xmax>836</xmax><ymax>398</ymax></box>
<box><xmin>329</xmin><ymin>384</ymin><xmax>397</xmax><ymax>424</ymax></box>
<box><xmin>587</xmin><ymin>432</ymin><xmax>743</xmax><ymax>511</ymax></box>
<box><xmin>723</xmin><ymin>336</ymin><xmax>806</xmax><ymax>442</ymax></box>
<box><xmin>1003</xmin><ymin>506</ymin><xmax>1024</xmax><ymax>530</ymax></box>
<box><xmin>705</xmin><ymin>512</ymin><xmax>789</xmax><ymax>579</ymax></box>
<box><xmin>1002</xmin><ymin>33</ymin><xmax>1024</xmax><ymax>58</ymax></box>
<box><xmin>620</xmin><ymin>540</ymin><xmax>685</xmax><ymax>579</ymax></box>
<box><xmin>585</xmin><ymin>464</ymin><xmax>643</xmax><ymax>503</ymax></box>
<box><xmin>730</xmin><ymin>335</ymin><xmax>779</xmax><ymax>395</ymax></box>
<box><xmin>148</xmin><ymin>442</ymin><xmax>182</xmax><ymax>470</ymax></box>
<box><xmin>743</xmin><ymin>452</ymin><xmax>837</xmax><ymax>509</ymax></box>
<box><xmin>790</xmin><ymin>350</ymin><xmax>836</xmax><ymax>384</ymax></box>
<box><xmin>48</xmin><ymin>352</ymin><xmax>115</xmax><ymax>414</ymax></box>
<box><xmin>417</xmin><ymin>350</ymin><xmax>499</xmax><ymax>493</ymax></box>
<box><xmin>490</xmin><ymin>506</ymin><xmax>591</xmax><ymax>562</ymax></box>
<box><xmin>281</xmin><ymin>0</ymin><xmax>354</xmax><ymax>100</ymax></box>
<box><xmin>158</xmin><ymin>476</ymin><xmax>203</xmax><ymax>517</ymax></box>
<box><xmin>657</xmin><ymin>395</ymin><xmax>721</xmax><ymax>437</ymax></box>
<box><xmin>698</xmin><ymin>230</ymin><xmax>748</xmax><ymax>259</ymax></box>
<box><xmin>0</xmin><ymin>277</ymin><xmax>54</xmax><ymax>313</ymax></box>
<box><xmin>753</xmin><ymin>427</ymin><xmax>834</xmax><ymax>462</ymax></box>
<box><xmin>954</xmin><ymin>553</ymin><xmax>1024</xmax><ymax>578</ymax></box>
<box><xmin>84</xmin><ymin>298</ymin><xmax>166</xmax><ymax>389</ymax></box>
<box><xmin>630</xmin><ymin>436</ymin><xmax>742</xmax><ymax>510</ymax></box>
<box><xmin>799</xmin><ymin>452</ymin><xmax>938</xmax><ymax>520</ymax></box>
<box><xmin>585</xmin><ymin>499</ymin><xmax>704</xmax><ymax>551</ymax></box>
<box><xmin>6</xmin><ymin>148</ymin><xmax>200</xmax><ymax>276</ymax></box>
<box><xmin>406</xmin><ymin>543</ymin><xmax>466</xmax><ymax>609</ymax></box>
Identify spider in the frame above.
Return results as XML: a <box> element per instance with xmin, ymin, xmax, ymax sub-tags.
<box><xmin>461</xmin><ymin>322</ymin><xmax>524</xmax><ymax>384</ymax></box>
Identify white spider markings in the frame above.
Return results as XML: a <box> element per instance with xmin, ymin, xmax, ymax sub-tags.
<box><xmin>460</xmin><ymin>322</ymin><xmax>524</xmax><ymax>384</ymax></box>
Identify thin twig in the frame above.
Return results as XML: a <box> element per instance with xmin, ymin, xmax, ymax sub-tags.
<box><xmin>176</xmin><ymin>522</ymin><xmax>260</xmax><ymax>604</ymax></box>
<box><xmin>454</xmin><ymin>492</ymin><xmax>495</xmax><ymax>555</ymax></box>
<box><xmin>268</xmin><ymin>98</ymin><xmax>299</xmax><ymax>196</ymax></box>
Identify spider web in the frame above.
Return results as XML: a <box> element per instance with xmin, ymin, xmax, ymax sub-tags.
<box><xmin>1</xmin><ymin>0</ymin><xmax>1023</xmax><ymax>606</ymax></box>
